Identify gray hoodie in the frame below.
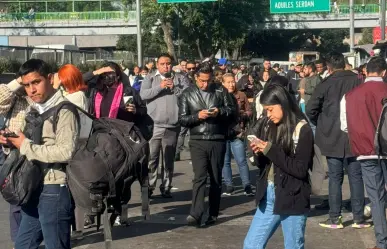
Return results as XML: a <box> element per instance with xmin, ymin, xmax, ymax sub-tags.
<box><xmin>140</xmin><ymin>71</ymin><xmax>190</xmax><ymax>128</ymax></box>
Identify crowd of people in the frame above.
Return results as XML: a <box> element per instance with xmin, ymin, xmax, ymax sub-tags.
<box><xmin>0</xmin><ymin>51</ymin><xmax>386</xmax><ymax>249</ymax></box>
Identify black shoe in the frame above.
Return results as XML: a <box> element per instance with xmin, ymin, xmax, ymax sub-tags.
<box><xmin>204</xmin><ymin>216</ymin><xmax>217</xmax><ymax>226</ymax></box>
<box><xmin>222</xmin><ymin>186</ymin><xmax>234</xmax><ymax>196</ymax></box>
<box><xmin>186</xmin><ymin>215</ymin><xmax>200</xmax><ymax>227</ymax></box>
<box><xmin>161</xmin><ymin>189</ymin><xmax>172</xmax><ymax>198</ymax></box>
<box><xmin>244</xmin><ymin>185</ymin><xmax>254</xmax><ymax>197</ymax></box>
<box><xmin>175</xmin><ymin>153</ymin><xmax>180</xmax><ymax>161</ymax></box>
<box><xmin>148</xmin><ymin>189</ymin><xmax>154</xmax><ymax>199</ymax></box>
<box><xmin>315</xmin><ymin>199</ymin><xmax>329</xmax><ymax>210</ymax></box>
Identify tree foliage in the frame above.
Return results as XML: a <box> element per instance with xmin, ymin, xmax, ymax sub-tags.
<box><xmin>358</xmin><ymin>28</ymin><xmax>374</xmax><ymax>45</ymax></box>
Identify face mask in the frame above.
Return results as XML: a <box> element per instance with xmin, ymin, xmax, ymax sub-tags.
<box><xmin>100</xmin><ymin>72</ymin><xmax>117</xmax><ymax>87</ymax></box>
<box><xmin>141</xmin><ymin>73</ymin><xmax>147</xmax><ymax>77</ymax></box>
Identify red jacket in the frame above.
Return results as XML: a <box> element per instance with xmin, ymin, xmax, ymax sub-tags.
<box><xmin>346</xmin><ymin>81</ymin><xmax>387</xmax><ymax>156</ymax></box>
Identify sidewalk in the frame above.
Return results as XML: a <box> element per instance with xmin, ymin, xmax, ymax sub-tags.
<box><xmin>71</xmin><ymin>150</ymin><xmax>376</xmax><ymax>249</ymax></box>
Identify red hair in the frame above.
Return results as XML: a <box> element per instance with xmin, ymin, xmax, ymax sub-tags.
<box><xmin>58</xmin><ymin>64</ymin><xmax>87</xmax><ymax>94</ymax></box>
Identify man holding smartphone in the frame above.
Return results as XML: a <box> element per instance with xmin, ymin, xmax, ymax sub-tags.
<box><xmin>140</xmin><ymin>53</ymin><xmax>190</xmax><ymax>198</ymax></box>
<box><xmin>178</xmin><ymin>63</ymin><xmax>235</xmax><ymax>226</ymax></box>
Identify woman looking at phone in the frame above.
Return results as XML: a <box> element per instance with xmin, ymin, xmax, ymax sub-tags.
<box><xmin>243</xmin><ymin>84</ymin><xmax>314</xmax><ymax>249</ymax></box>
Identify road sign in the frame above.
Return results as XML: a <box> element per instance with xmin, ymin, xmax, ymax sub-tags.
<box><xmin>158</xmin><ymin>0</ymin><xmax>216</xmax><ymax>3</ymax></box>
<box><xmin>270</xmin><ymin>0</ymin><xmax>330</xmax><ymax>14</ymax></box>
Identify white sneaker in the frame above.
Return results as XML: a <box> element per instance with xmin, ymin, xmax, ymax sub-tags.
<box><xmin>114</xmin><ymin>216</ymin><xmax>121</xmax><ymax>226</ymax></box>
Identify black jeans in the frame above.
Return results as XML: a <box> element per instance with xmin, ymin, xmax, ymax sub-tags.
<box><xmin>327</xmin><ymin>157</ymin><xmax>365</xmax><ymax>221</ymax></box>
<box><xmin>189</xmin><ymin>139</ymin><xmax>226</xmax><ymax>220</ymax></box>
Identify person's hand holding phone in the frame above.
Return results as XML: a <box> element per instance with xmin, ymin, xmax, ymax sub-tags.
<box><xmin>160</xmin><ymin>79</ymin><xmax>171</xmax><ymax>89</ymax></box>
<box><xmin>207</xmin><ymin>107</ymin><xmax>219</xmax><ymax>117</ymax></box>
<box><xmin>198</xmin><ymin>110</ymin><xmax>210</xmax><ymax>120</ymax></box>
<box><xmin>126</xmin><ymin>104</ymin><xmax>136</xmax><ymax>114</ymax></box>
<box><xmin>166</xmin><ymin>79</ymin><xmax>174</xmax><ymax>89</ymax></box>
<box><xmin>247</xmin><ymin>135</ymin><xmax>268</xmax><ymax>154</ymax></box>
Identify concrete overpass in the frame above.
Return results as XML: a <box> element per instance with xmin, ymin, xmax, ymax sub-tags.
<box><xmin>262</xmin><ymin>13</ymin><xmax>381</xmax><ymax>30</ymax></box>
<box><xmin>0</xmin><ymin>19</ymin><xmax>135</xmax><ymax>36</ymax></box>
<box><xmin>0</xmin><ymin>11</ymin><xmax>136</xmax><ymax>36</ymax></box>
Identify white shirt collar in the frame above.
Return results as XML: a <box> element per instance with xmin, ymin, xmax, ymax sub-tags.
<box><xmin>155</xmin><ymin>70</ymin><xmax>165</xmax><ymax>80</ymax></box>
<box><xmin>365</xmin><ymin>76</ymin><xmax>383</xmax><ymax>83</ymax></box>
<box><xmin>31</xmin><ymin>90</ymin><xmax>63</xmax><ymax>114</ymax></box>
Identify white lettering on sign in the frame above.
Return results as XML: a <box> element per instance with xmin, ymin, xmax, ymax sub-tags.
<box><xmin>274</xmin><ymin>1</ymin><xmax>316</xmax><ymax>9</ymax></box>
<box><xmin>274</xmin><ymin>2</ymin><xmax>294</xmax><ymax>8</ymax></box>
<box><xmin>296</xmin><ymin>1</ymin><xmax>315</xmax><ymax>8</ymax></box>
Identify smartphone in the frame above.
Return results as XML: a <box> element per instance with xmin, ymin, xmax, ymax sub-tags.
<box><xmin>208</xmin><ymin>107</ymin><xmax>216</xmax><ymax>113</ymax></box>
<box><xmin>3</xmin><ymin>132</ymin><xmax>19</xmax><ymax>138</ymax></box>
<box><xmin>247</xmin><ymin>135</ymin><xmax>262</xmax><ymax>144</ymax></box>
<box><xmin>125</xmin><ymin>96</ymin><xmax>134</xmax><ymax>106</ymax></box>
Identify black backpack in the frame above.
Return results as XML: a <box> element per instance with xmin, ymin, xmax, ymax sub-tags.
<box><xmin>375</xmin><ymin>98</ymin><xmax>387</xmax><ymax>163</ymax></box>
<box><xmin>65</xmin><ymin>106</ymin><xmax>150</xmax><ymax>248</ymax></box>
<box><xmin>1</xmin><ymin>102</ymin><xmax>80</xmax><ymax>207</ymax></box>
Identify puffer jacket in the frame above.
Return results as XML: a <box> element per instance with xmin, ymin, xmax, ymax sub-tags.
<box><xmin>178</xmin><ymin>83</ymin><xmax>236</xmax><ymax>140</ymax></box>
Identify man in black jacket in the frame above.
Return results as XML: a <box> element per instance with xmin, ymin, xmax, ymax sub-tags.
<box><xmin>178</xmin><ymin>63</ymin><xmax>235</xmax><ymax>227</ymax></box>
<box><xmin>306</xmin><ymin>52</ymin><xmax>368</xmax><ymax>229</ymax></box>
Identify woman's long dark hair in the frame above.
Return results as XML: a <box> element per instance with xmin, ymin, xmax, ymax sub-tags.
<box><xmin>260</xmin><ymin>84</ymin><xmax>306</xmax><ymax>155</ymax></box>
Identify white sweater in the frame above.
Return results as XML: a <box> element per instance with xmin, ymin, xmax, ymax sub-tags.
<box><xmin>64</xmin><ymin>91</ymin><xmax>92</xmax><ymax>139</ymax></box>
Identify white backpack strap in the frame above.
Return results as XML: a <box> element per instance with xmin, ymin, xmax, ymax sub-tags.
<box><xmin>293</xmin><ymin>120</ymin><xmax>308</xmax><ymax>152</ymax></box>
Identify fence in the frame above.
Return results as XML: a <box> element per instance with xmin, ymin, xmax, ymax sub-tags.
<box><xmin>0</xmin><ymin>45</ymin><xmax>137</xmax><ymax>68</ymax></box>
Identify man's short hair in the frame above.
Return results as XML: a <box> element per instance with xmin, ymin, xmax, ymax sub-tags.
<box><xmin>366</xmin><ymin>56</ymin><xmax>387</xmax><ymax>75</ymax></box>
<box><xmin>157</xmin><ymin>53</ymin><xmax>173</xmax><ymax>62</ymax></box>
<box><xmin>186</xmin><ymin>61</ymin><xmax>196</xmax><ymax>66</ymax></box>
<box><xmin>180</xmin><ymin>59</ymin><xmax>187</xmax><ymax>65</ymax></box>
<box><xmin>326</xmin><ymin>51</ymin><xmax>345</xmax><ymax>70</ymax></box>
<box><xmin>273</xmin><ymin>63</ymin><xmax>280</xmax><ymax>68</ymax></box>
<box><xmin>146</xmin><ymin>59</ymin><xmax>154</xmax><ymax>65</ymax></box>
<box><xmin>314</xmin><ymin>59</ymin><xmax>325</xmax><ymax>66</ymax></box>
<box><xmin>232</xmin><ymin>65</ymin><xmax>239</xmax><ymax>70</ymax></box>
<box><xmin>196</xmin><ymin>62</ymin><xmax>213</xmax><ymax>76</ymax></box>
<box><xmin>305</xmin><ymin>62</ymin><xmax>316</xmax><ymax>72</ymax></box>
<box><xmin>19</xmin><ymin>59</ymin><xmax>50</xmax><ymax>78</ymax></box>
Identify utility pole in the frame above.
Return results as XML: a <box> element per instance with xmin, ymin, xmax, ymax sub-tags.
<box><xmin>136</xmin><ymin>0</ymin><xmax>143</xmax><ymax>66</ymax></box>
<box><xmin>349</xmin><ymin>0</ymin><xmax>355</xmax><ymax>52</ymax></box>
<box><xmin>177</xmin><ymin>4</ymin><xmax>181</xmax><ymax>60</ymax></box>
<box><xmin>382</xmin><ymin>0</ymin><xmax>386</xmax><ymax>40</ymax></box>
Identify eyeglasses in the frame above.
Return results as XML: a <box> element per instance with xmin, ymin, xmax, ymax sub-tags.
<box><xmin>187</xmin><ymin>67</ymin><xmax>196</xmax><ymax>71</ymax></box>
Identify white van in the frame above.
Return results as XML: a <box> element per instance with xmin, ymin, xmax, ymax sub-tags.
<box><xmin>30</xmin><ymin>44</ymin><xmax>81</xmax><ymax>64</ymax></box>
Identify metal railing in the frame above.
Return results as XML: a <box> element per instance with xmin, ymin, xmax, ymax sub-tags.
<box><xmin>0</xmin><ymin>46</ymin><xmax>136</xmax><ymax>67</ymax></box>
<box><xmin>274</xmin><ymin>4</ymin><xmax>382</xmax><ymax>15</ymax></box>
<box><xmin>0</xmin><ymin>11</ymin><xmax>133</xmax><ymax>22</ymax></box>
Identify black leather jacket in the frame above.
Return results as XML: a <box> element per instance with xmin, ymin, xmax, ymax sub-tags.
<box><xmin>178</xmin><ymin>83</ymin><xmax>236</xmax><ymax>140</ymax></box>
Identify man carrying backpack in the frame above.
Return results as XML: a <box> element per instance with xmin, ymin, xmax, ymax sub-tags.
<box><xmin>340</xmin><ymin>57</ymin><xmax>387</xmax><ymax>249</ymax></box>
<box><xmin>0</xmin><ymin>59</ymin><xmax>80</xmax><ymax>249</ymax></box>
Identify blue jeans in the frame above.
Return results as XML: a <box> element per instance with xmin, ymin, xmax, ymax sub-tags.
<box><xmin>222</xmin><ymin>138</ymin><xmax>251</xmax><ymax>188</ymax></box>
<box><xmin>244</xmin><ymin>183</ymin><xmax>307</xmax><ymax>249</ymax></box>
<box><xmin>360</xmin><ymin>159</ymin><xmax>387</xmax><ymax>249</ymax></box>
<box><xmin>327</xmin><ymin>157</ymin><xmax>364</xmax><ymax>221</ymax></box>
<box><xmin>15</xmin><ymin>184</ymin><xmax>73</xmax><ymax>249</ymax></box>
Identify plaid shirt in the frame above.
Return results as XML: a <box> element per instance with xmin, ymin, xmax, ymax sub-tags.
<box><xmin>0</xmin><ymin>82</ymin><xmax>30</xmax><ymax>132</ymax></box>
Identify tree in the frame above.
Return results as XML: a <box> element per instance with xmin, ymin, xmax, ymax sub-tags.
<box><xmin>358</xmin><ymin>28</ymin><xmax>374</xmax><ymax>45</ymax></box>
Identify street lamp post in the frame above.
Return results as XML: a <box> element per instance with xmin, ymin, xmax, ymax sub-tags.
<box><xmin>382</xmin><ymin>0</ymin><xmax>386</xmax><ymax>40</ymax></box>
<box><xmin>136</xmin><ymin>0</ymin><xmax>143</xmax><ymax>66</ymax></box>
<box><xmin>349</xmin><ymin>0</ymin><xmax>355</xmax><ymax>52</ymax></box>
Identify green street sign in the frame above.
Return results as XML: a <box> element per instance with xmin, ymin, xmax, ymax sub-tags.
<box><xmin>270</xmin><ymin>0</ymin><xmax>330</xmax><ymax>14</ymax></box>
<box><xmin>158</xmin><ymin>0</ymin><xmax>216</xmax><ymax>3</ymax></box>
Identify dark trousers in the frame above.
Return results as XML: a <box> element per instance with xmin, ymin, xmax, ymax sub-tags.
<box><xmin>327</xmin><ymin>157</ymin><xmax>365</xmax><ymax>221</ymax></box>
<box><xmin>15</xmin><ymin>184</ymin><xmax>73</xmax><ymax>249</ymax></box>
<box><xmin>189</xmin><ymin>139</ymin><xmax>226</xmax><ymax>220</ymax></box>
<box><xmin>360</xmin><ymin>159</ymin><xmax>387</xmax><ymax>249</ymax></box>
<box><xmin>10</xmin><ymin>204</ymin><xmax>22</xmax><ymax>242</ymax></box>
